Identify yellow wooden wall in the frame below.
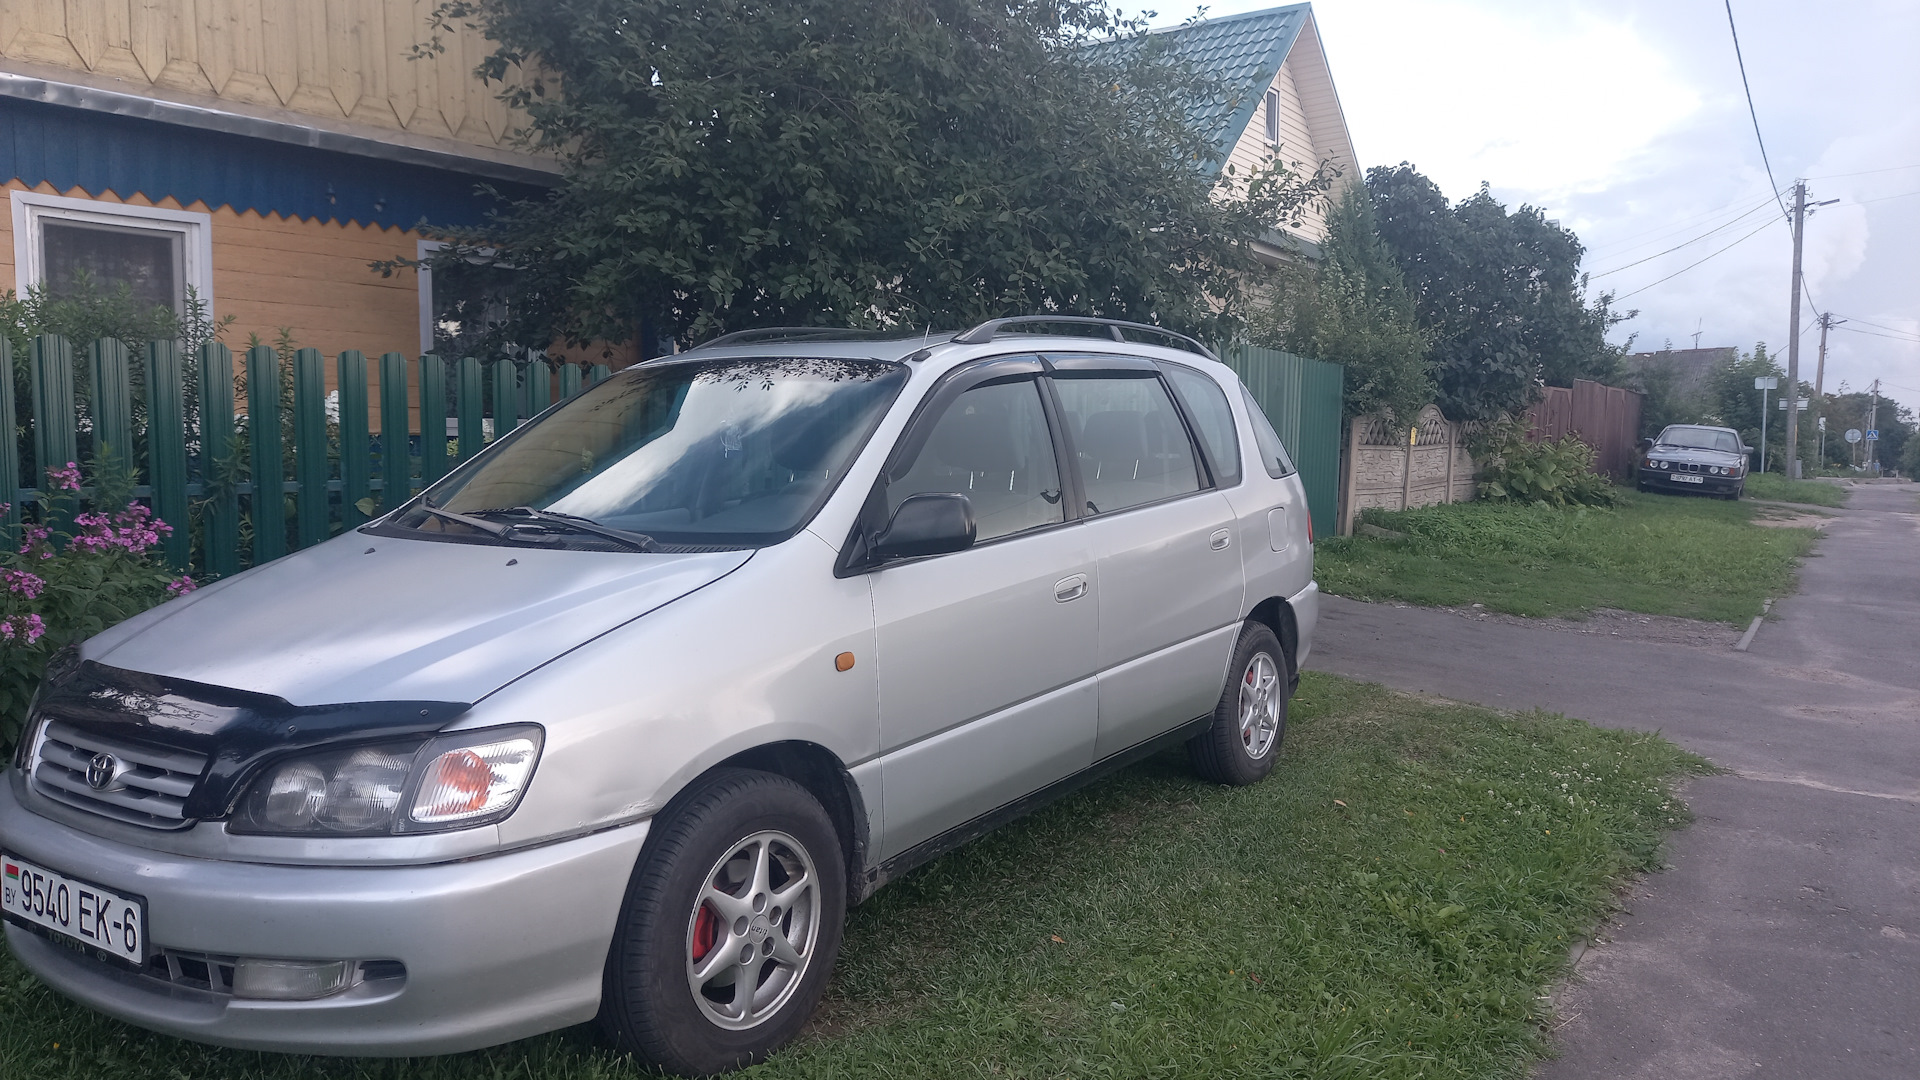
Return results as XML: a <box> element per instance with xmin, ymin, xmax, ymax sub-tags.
<box><xmin>0</xmin><ymin>0</ymin><xmax>528</xmax><ymax>156</ymax></box>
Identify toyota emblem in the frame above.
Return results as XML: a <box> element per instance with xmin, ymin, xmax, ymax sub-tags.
<box><xmin>86</xmin><ymin>753</ymin><xmax>120</xmax><ymax>790</ymax></box>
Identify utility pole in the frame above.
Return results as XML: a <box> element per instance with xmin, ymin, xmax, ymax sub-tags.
<box><xmin>1785</xmin><ymin>181</ymin><xmax>1806</xmax><ymax>479</ymax></box>
<box><xmin>1869</xmin><ymin>379</ymin><xmax>1880</xmax><ymax>472</ymax></box>
<box><xmin>1812</xmin><ymin>312</ymin><xmax>1841</xmax><ymax>472</ymax></box>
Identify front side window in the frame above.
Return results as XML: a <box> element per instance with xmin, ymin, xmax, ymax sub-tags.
<box><xmin>392</xmin><ymin>357</ymin><xmax>909</xmax><ymax>548</ymax></box>
<box><xmin>1052</xmin><ymin>374</ymin><xmax>1202</xmax><ymax>514</ymax></box>
<box><xmin>885</xmin><ymin>379</ymin><xmax>1064</xmax><ymax>543</ymax></box>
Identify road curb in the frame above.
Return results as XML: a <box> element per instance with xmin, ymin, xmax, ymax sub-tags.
<box><xmin>1733</xmin><ymin>598</ymin><xmax>1773</xmax><ymax>652</ymax></box>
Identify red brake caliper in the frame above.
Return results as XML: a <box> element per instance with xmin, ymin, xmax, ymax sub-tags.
<box><xmin>691</xmin><ymin>903</ymin><xmax>719</xmax><ymax>962</ymax></box>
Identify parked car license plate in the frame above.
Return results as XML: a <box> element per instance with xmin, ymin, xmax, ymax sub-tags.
<box><xmin>1</xmin><ymin>853</ymin><xmax>144</xmax><ymax>964</ymax></box>
<box><xmin>1673</xmin><ymin>474</ymin><xmax>1704</xmax><ymax>484</ymax></box>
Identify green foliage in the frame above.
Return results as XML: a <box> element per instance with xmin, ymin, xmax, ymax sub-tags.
<box><xmin>1628</xmin><ymin>349</ymin><xmax>1712</xmax><ymax>438</ymax></box>
<box><xmin>1705</xmin><ymin>343</ymin><xmax>1782</xmax><ymax>467</ymax></box>
<box><xmin>404</xmin><ymin>0</ymin><xmax>1336</xmax><ymax>349</ymax></box>
<box><xmin>1741</xmin><ymin>474</ymin><xmax>1849</xmax><ymax>508</ymax></box>
<box><xmin>0</xmin><ymin>669</ymin><xmax>1702</xmax><ymax>1080</ymax></box>
<box><xmin>0</xmin><ymin>463</ymin><xmax>186</xmax><ymax>752</ymax></box>
<box><xmin>1258</xmin><ymin>184</ymin><xmax>1432</xmax><ymax>422</ymax></box>
<box><xmin>1474</xmin><ymin>421</ymin><xmax>1621</xmax><ymax>508</ymax></box>
<box><xmin>1316</xmin><ymin>492</ymin><xmax>1817</xmax><ymax>624</ymax></box>
<box><xmin>1367</xmin><ymin>165</ymin><xmax>1630</xmax><ymax>422</ymax></box>
<box><xmin>1903</xmin><ymin>430</ymin><xmax>1920</xmax><ymax>478</ymax></box>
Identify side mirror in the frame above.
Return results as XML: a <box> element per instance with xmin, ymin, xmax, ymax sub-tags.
<box><xmin>1637</xmin><ymin>438</ymin><xmax>1654</xmax><ymax>452</ymax></box>
<box><xmin>873</xmin><ymin>493</ymin><xmax>976</xmax><ymax>560</ymax></box>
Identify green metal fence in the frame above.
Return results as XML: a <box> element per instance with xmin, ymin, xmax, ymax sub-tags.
<box><xmin>1221</xmin><ymin>345</ymin><xmax>1344</xmax><ymax>539</ymax></box>
<box><xmin>2</xmin><ymin>335</ymin><xmax>611</xmax><ymax>578</ymax></box>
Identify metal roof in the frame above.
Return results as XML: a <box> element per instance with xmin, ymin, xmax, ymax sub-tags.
<box><xmin>1095</xmin><ymin>4</ymin><xmax>1311</xmax><ymax>174</ymax></box>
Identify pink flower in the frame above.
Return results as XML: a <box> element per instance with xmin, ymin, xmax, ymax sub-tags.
<box><xmin>45</xmin><ymin>463</ymin><xmax>83</xmax><ymax>492</ymax></box>
<box><xmin>166</xmin><ymin>576</ymin><xmax>196</xmax><ymax>597</ymax></box>
<box><xmin>0</xmin><ymin>614</ymin><xmax>44</xmax><ymax>644</ymax></box>
<box><xmin>3</xmin><ymin>569</ymin><xmax>44</xmax><ymax>599</ymax></box>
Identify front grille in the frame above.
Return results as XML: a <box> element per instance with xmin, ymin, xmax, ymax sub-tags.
<box><xmin>1683</xmin><ymin>462</ymin><xmax>1701</xmax><ymax>473</ymax></box>
<box><xmin>30</xmin><ymin>721</ymin><xmax>208</xmax><ymax>830</ymax></box>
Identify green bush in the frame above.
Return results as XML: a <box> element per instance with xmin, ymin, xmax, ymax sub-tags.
<box><xmin>1475</xmin><ymin>421</ymin><xmax>1620</xmax><ymax>507</ymax></box>
<box><xmin>1</xmin><ymin>464</ymin><xmax>190</xmax><ymax>752</ymax></box>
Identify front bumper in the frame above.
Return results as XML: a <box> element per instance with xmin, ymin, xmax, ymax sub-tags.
<box><xmin>0</xmin><ymin>775</ymin><xmax>649</xmax><ymax>1055</ymax></box>
<box><xmin>1638</xmin><ymin>469</ymin><xmax>1743</xmax><ymax>495</ymax></box>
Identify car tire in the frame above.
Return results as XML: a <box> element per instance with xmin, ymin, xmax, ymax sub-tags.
<box><xmin>1188</xmin><ymin>622</ymin><xmax>1289</xmax><ymax>786</ymax></box>
<box><xmin>600</xmin><ymin>768</ymin><xmax>847</xmax><ymax>1076</ymax></box>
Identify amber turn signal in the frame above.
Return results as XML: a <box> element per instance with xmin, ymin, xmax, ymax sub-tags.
<box><xmin>834</xmin><ymin>651</ymin><xmax>856</xmax><ymax>672</ymax></box>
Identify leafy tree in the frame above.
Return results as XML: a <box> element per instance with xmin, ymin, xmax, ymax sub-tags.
<box><xmin>409</xmin><ymin>0</ymin><xmax>1336</xmax><ymax>350</ymax></box>
<box><xmin>1258</xmin><ymin>184</ymin><xmax>1431</xmax><ymax>421</ymax></box>
<box><xmin>1704</xmin><ymin>343</ymin><xmax>1782</xmax><ymax>469</ymax></box>
<box><xmin>1366</xmin><ymin>165</ymin><xmax>1628</xmax><ymax>421</ymax></box>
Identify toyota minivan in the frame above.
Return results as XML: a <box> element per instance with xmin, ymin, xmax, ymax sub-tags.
<box><xmin>1</xmin><ymin>318</ymin><xmax>1318</xmax><ymax>1075</ymax></box>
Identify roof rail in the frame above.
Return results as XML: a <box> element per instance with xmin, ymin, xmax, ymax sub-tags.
<box><xmin>952</xmin><ymin>316</ymin><xmax>1218</xmax><ymax>359</ymax></box>
<box><xmin>690</xmin><ymin>327</ymin><xmax>901</xmax><ymax>349</ymax></box>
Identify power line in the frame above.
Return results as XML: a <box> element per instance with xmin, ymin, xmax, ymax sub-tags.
<box><xmin>1586</xmin><ymin>198</ymin><xmax>1777</xmax><ymax>277</ymax></box>
<box><xmin>1583</xmin><ymin>192</ymin><xmax>1777</xmax><ymax>259</ymax></box>
<box><xmin>1724</xmin><ymin>1</ymin><xmax>1789</xmax><ymax>219</ymax></box>
<box><xmin>1804</xmin><ymin>163</ymin><xmax>1920</xmax><ymax>180</ymax></box>
<box><xmin>1836</xmin><ymin>315</ymin><xmax>1920</xmax><ymax>338</ymax></box>
<box><xmin>1837</xmin><ymin>325</ymin><xmax>1920</xmax><ymax>345</ymax></box>
<box><xmin>1612</xmin><ymin>215</ymin><xmax>1782</xmax><ymax>301</ymax></box>
<box><xmin>1844</xmin><ymin>189</ymin><xmax>1920</xmax><ymax>206</ymax></box>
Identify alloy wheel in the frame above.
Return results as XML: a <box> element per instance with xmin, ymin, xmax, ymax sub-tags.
<box><xmin>1238</xmin><ymin>652</ymin><xmax>1282</xmax><ymax>760</ymax></box>
<box><xmin>685</xmin><ymin>830</ymin><xmax>821</xmax><ymax>1030</ymax></box>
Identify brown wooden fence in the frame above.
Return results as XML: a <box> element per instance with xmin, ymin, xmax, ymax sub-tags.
<box><xmin>1526</xmin><ymin>380</ymin><xmax>1644</xmax><ymax>481</ymax></box>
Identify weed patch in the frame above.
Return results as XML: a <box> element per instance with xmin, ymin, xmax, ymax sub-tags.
<box><xmin>1316</xmin><ymin>493</ymin><xmax>1815</xmax><ymax>623</ymax></box>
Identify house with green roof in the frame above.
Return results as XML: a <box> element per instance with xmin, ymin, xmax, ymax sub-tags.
<box><xmin>1120</xmin><ymin>3</ymin><xmax>1359</xmax><ymax>263</ymax></box>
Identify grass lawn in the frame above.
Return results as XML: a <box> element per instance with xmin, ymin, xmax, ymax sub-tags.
<box><xmin>1316</xmin><ymin>491</ymin><xmax>1817</xmax><ymax>624</ymax></box>
<box><xmin>0</xmin><ymin>673</ymin><xmax>1704</xmax><ymax>1080</ymax></box>
<box><xmin>1741</xmin><ymin>473</ymin><xmax>1852</xmax><ymax>508</ymax></box>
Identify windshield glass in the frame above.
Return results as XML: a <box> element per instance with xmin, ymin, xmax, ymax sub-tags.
<box><xmin>392</xmin><ymin>356</ymin><xmax>909</xmax><ymax>548</ymax></box>
<box><xmin>1657</xmin><ymin>426</ymin><xmax>1740</xmax><ymax>453</ymax></box>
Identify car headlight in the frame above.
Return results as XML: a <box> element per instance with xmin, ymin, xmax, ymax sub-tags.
<box><xmin>230</xmin><ymin>725</ymin><xmax>543</xmax><ymax>836</ymax></box>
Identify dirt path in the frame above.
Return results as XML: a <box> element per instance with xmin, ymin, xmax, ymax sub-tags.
<box><xmin>1306</xmin><ymin>480</ymin><xmax>1920</xmax><ymax>1080</ymax></box>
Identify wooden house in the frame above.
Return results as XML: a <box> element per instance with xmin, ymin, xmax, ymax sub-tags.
<box><xmin>1118</xmin><ymin>3</ymin><xmax>1360</xmax><ymax>264</ymax></box>
<box><xmin>0</xmin><ymin>0</ymin><xmax>554</xmax><ymax>360</ymax></box>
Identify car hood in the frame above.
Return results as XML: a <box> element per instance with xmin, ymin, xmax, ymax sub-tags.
<box><xmin>84</xmin><ymin>533</ymin><xmax>753</xmax><ymax>707</ymax></box>
<box><xmin>1650</xmin><ymin>445</ymin><xmax>1745</xmax><ymax>465</ymax></box>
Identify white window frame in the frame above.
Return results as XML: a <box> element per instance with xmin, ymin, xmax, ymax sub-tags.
<box><xmin>417</xmin><ymin>238</ymin><xmax>445</xmax><ymax>356</ymax></box>
<box><xmin>1263</xmin><ymin>88</ymin><xmax>1282</xmax><ymax>148</ymax></box>
<box><xmin>9</xmin><ymin>190</ymin><xmax>214</xmax><ymax>316</ymax></box>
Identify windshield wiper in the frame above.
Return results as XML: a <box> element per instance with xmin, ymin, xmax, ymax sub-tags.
<box><xmin>417</xmin><ymin>498</ymin><xmax>515</xmax><ymax>539</ymax></box>
<box><xmin>467</xmin><ymin>506</ymin><xmax>660</xmax><ymax>552</ymax></box>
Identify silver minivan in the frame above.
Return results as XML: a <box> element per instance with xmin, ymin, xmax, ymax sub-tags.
<box><xmin>1</xmin><ymin>318</ymin><xmax>1317</xmax><ymax>1075</ymax></box>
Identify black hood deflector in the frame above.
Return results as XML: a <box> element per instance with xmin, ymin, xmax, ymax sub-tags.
<box><xmin>34</xmin><ymin>660</ymin><xmax>469</xmax><ymax>820</ymax></box>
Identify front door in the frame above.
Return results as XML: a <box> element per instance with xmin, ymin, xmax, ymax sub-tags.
<box><xmin>868</xmin><ymin>366</ymin><xmax>1097</xmax><ymax>861</ymax></box>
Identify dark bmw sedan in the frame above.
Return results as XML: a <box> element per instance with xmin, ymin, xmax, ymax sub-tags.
<box><xmin>1637</xmin><ymin>424</ymin><xmax>1748</xmax><ymax>499</ymax></box>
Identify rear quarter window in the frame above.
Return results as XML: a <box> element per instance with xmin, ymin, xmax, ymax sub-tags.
<box><xmin>1240</xmin><ymin>385</ymin><xmax>1296</xmax><ymax>479</ymax></box>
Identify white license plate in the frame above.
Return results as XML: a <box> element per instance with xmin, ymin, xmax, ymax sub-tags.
<box><xmin>2</xmin><ymin>853</ymin><xmax>145</xmax><ymax>965</ymax></box>
<box><xmin>1673</xmin><ymin>474</ymin><xmax>1704</xmax><ymax>484</ymax></box>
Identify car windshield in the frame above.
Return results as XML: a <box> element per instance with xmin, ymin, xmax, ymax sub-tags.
<box><xmin>1657</xmin><ymin>426</ymin><xmax>1740</xmax><ymax>453</ymax></box>
<box><xmin>391</xmin><ymin>356</ymin><xmax>909</xmax><ymax>548</ymax></box>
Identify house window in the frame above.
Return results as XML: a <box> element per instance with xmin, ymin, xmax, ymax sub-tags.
<box><xmin>10</xmin><ymin>191</ymin><xmax>212</xmax><ymax>315</ymax></box>
<box><xmin>417</xmin><ymin>238</ymin><xmax>520</xmax><ymax>359</ymax></box>
<box><xmin>1264</xmin><ymin>89</ymin><xmax>1282</xmax><ymax>147</ymax></box>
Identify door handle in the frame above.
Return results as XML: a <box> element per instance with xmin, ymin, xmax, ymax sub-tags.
<box><xmin>1209</xmin><ymin>528</ymin><xmax>1232</xmax><ymax>551</ymax></box>
<box><xmin>1053</xmin><ymin>574</ymin><xmax>1088</xmax><ymax>602</ymax></box>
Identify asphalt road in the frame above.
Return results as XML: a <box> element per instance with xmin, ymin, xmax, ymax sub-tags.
<box><xmin>1306</xmin><ymin>481</ymin><xmax>1920</xmax><ymax>1080</ymax></box>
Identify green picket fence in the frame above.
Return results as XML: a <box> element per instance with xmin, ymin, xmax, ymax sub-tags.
<box><xmin>1222</xmin><ymin>344</ymin><xmax>1343</xmax><ymax>539</ymax></box>
<box><xmin>2</xmin><ymin>335</ymin><xmax>611</xmax><ymax>578</ymax></box>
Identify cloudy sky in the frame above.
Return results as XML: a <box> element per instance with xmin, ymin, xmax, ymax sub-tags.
<box><xmin>1167</xmin><ymin>0</ymin><xmax>1920</xmax><ymax>418</ymax></box>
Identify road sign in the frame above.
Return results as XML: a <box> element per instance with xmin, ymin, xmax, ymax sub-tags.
<box><xmin>1866</xmin><ymin>429</ymin><xmax>1879</xmax><ymax>441</ymax></box>
<box><xmin>1754</xmin><ymin>376</ymin><xmax>1779</xmax><ymax>390</ymax></box>
<box><xmin>1778</xmin><ymin>398</ymin><xmax>1809</xmax><ymax>410</ymax></box>
<box><xmin>1818</xmin><ymin>416</ymin><xmax>1827</xmax><ymax>430</ymax></box>
<box><xmin>1846</xmin><ymin>429</ymin><xmax>1863</xmax><ymax>444</ymax></box>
